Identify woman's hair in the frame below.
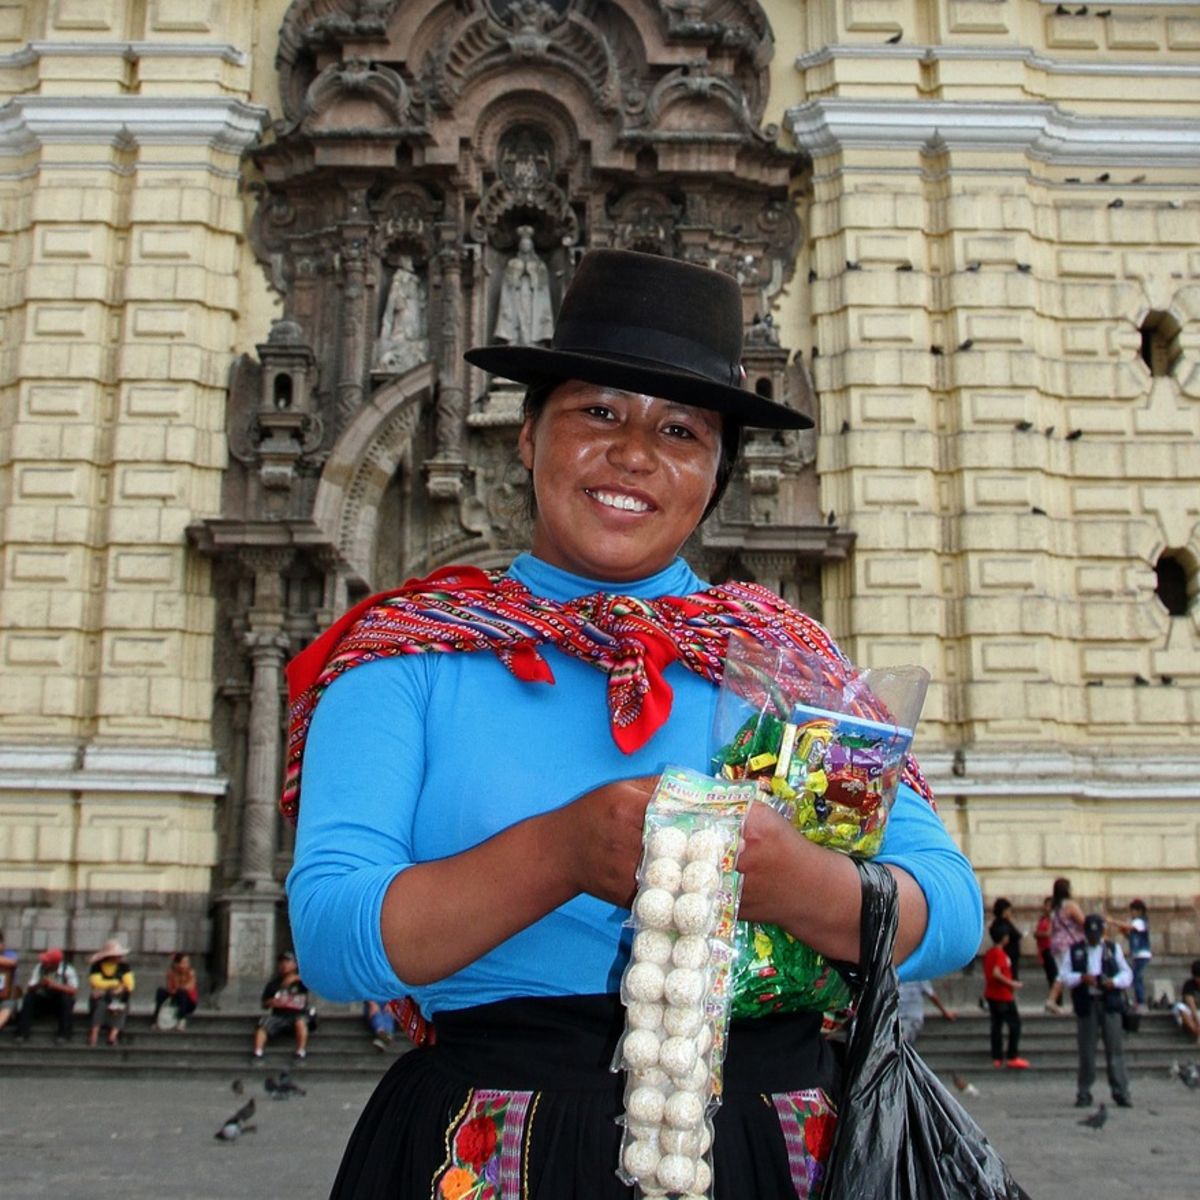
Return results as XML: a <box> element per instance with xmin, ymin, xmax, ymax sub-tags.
<box><xmin>1129</xmin><ymin>898</ymin><xmax>1146</xmax><ymax>914</ymax></box>
<box><xmin>521</xmin><ymin>381</ymin><xmax>742</xmax><ymax>522</ymax></box>
<box><xmin>1052</xmin><ymin>877</ymin><xmax>1071</xmax><ymax>904</ymax></box>
<box><xmin>991</xmin><ymin>897</ymin><xmax>1011</xmax><ymax>919</ymax></box>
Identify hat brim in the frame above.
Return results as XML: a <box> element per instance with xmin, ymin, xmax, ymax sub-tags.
<box><xmin>89</xmin><ymin>944</ymin><xmax>130</xmax><ymax>964</ymax></box>
<box><xmin>464</xmin><ymin>344</ymin><xmax>813</xmax><ymax>431</ymax></box>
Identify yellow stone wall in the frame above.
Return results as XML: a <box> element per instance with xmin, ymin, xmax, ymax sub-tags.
<box><xmin>0</xmin><ymin>0</ymin><xmax>1196</xmax><ymax>953</ymax></box>
<box><xmin>0</xmin><ymin>0</ymin><xmax>263</xmax><ymax>948</ymax></box>
<box><xmin>763</xmin><ymin>0</ymin><xmax>1200</xmax><ymax>940</ymax></box>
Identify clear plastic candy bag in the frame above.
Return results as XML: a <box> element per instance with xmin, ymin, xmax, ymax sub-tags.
<box><xmin>711</xmin><ymin>633</ymin><xmax>929</xmax><ymax>1020</ymax></box>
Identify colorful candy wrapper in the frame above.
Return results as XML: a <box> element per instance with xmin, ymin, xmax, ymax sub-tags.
<box><xmin>614</xmin><ymin>767</ymin><xmax>755</xmax><ymax>1199</ymax></box>
<box><xmin>712</xmin><ymin>632</ymin><xmax>929</xmax><ymax>1020</ymax></box>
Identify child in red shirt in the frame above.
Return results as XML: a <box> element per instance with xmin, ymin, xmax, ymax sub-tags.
<box><xmin>984</xmin><ymin>925</ymin><xmax>1029</xmax><ymax>1068</ymax></box>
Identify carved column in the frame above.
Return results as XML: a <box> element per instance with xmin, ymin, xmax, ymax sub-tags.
<box><xmin>427</xmin><ymin>232</ymin><xmax>469</xmax><ymax>501</ymax></box>
<box><xmin>336</xmin><ymin>188</ymin><xmax>372</xmax><ymax>428</ymax></box>
<box><xmin>212</xmin><ymin>548</ymin><xmax>294</xmax><ymax>1002</ymax></box>
<box><xmin>241</xmin><ymin>629</ymin><xmax>291</xmax><ymax>884</ymax></box>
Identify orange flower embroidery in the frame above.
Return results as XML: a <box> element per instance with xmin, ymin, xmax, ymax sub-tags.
<box><xmin>438</xmin><ymin>1166</ymin><xmax>478</xmax><ymax>1200</ymax></box>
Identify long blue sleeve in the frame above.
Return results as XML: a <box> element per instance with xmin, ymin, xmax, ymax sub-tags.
<box><xmin>286</xmin><ymin>553</ymin><xmax>982</xmax><ymax>1012</ymax></box>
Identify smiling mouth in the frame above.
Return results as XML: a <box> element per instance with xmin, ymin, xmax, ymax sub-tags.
<box><xmin>585</xmin><ymin>488</ymin><xmax>653</xmax><ymax>514</ymax></box>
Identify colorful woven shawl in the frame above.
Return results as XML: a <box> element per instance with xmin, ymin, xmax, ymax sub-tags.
<box><xmin>281</xmin><ymin>564</ymin><xmax>933</xmax><ymax>823</ymax></box>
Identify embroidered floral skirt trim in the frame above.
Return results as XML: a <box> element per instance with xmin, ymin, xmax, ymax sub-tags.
<box><xmin>330</xmin><ymin>994</ymin><xmax>840</xmax><ymax>1200</ymax></box>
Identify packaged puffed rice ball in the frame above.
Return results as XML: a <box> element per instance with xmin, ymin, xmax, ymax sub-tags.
<box><xmin>614</xmin><ymin>767</ymin><xmax>754</xmax><ymax>1199</ymax></box>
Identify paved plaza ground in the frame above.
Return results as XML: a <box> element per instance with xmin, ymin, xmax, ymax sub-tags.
<box><xmin>4</xmin><ymin>1063</ymin><xmax>1197</xmax><ymax>1198</ymax></box>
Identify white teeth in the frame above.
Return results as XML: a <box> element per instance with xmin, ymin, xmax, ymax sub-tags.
<box><xmin>589</xmin><ymin>489</ymin><xmax>650</xmax><ymax>513</ymax></box>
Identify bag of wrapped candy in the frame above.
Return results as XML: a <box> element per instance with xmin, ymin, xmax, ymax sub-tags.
<box><xmin>614</xmin><ymin>767</ymin><xmax>755</xmax><ymax>1199</ymax></box>
<box><xmin>712</xmin><ymin>632</ymin><xmax>929</xmax><ymax>1020</ymax></box>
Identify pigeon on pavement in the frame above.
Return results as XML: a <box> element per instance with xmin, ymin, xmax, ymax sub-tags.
<box><xmin>215</xmin><ymin>1098</ymin><xmax>257</xmax><ymax>1141</ymax></box>
<box><xmin>952</xmin><ymin>1073</ymin><xmax>980</xmax><ymax>1097</ymax></box>
<box><xmin>1078</xmin><ymin>1103</ymin><xmax>1107</xmax><ymax>1130</ymax></box>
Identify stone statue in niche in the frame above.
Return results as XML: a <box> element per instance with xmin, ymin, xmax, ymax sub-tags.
<box><xmin>493</xmin><ymin>226</ymin><xmax>554</xmax><ymax>346</ymax></box>
<box><xmin>373</xmin><ymin>255</ymin><xmax>429</xmax><ymax>373</ymax></box>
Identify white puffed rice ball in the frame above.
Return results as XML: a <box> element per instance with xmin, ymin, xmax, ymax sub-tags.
<box><xmin>625</xmin><ymin>960</ymin><xmax>666</xmax><ymax>1003</ymax></box>
<box><xmin>635</xmin><ymin>887</ymin><xmax>677</xmax><ymax>930</ymax></box>
<box><xmin>621</xmin><ymin>1027</ymin><xmax>662</xmax><ymax>1070</ymax></box>
<box><xmin>693</xmin><ymin>1157</ymin><xmax>713</xmax><ymax>1193</ymax></box>
<box><xmin>622</xmin><ymin>1138</ymin><xmax>661</xmax><ymax>1180</ymax></box>
<box><xmin>685</xmin><ymin>827</ymin><xmax>724</xmax><ymax>865</ymax></box>
<box><xmin>626</xmin><ymin>1000</ymin><xmax>664</xmax><ymax>1031</ymax></box>
<box><xmin>663</xmin><ymin>1088</ymin><xmax>704</xmax><ymax>1129</ymax></box>
<box><xmin>671</xmin><ymin>1057</ymin><xmax>710</xmax><ymax>1093</ymax></box>
<box><xmin>671</xmin><ymin>933</ymin><xmax>710</xmax><ymax>970</ymax></box>
<box><xmin>626</xmin><ymin>1084</ymin><xmax>667</xmax><ymax>1125</ymax></box>
<box><xmin>664</xmin><ymin>966</ymin><xmax>704</xmax><ymax>1007</ymax></box>
<box><xmin>656</xmin><ymin>1152</ymin><xmax>697</xmax><ymax>1193</ymax></box>
<box><xmin>625</xmin><ymin>1121</ymin><xmax>658</xmax><ymax>1143</ymax></box>
<box><xmin>658</xmin><ymin>1034</ymin><xmax>698</xmax><ymax>1076</ymax></box>
<box><xmin>631</xmin><ymin>1066</ymin><xmax>671</xmax><ymax>1090</ymax></box>
<box><xmin>644</xmin><ymin>856</ymin><xmax>683</xmax><ymax>892</ymax></box>
<box><xmin>673</xmin><ymin>892</ymin><xmax>714</xmax><ymax>935</ymax></box>
<box><xmin>695</xmin><ymin>1023</ymin><xmax>713</xmax><ymax>1056</ymax></box>
<box><xmin>659</xmin><ymin>1127</ymin><xmax>701</xmax><ymax>1157</ymax></box>
<box><xmin>681</xmin><ymin>859</ymin><xmax>720</xmax><ymax>896</ymax></box>
<box><xmin>648</xmin><ymin>824</ymin><xmax>688</xmax><ymax>861</ymax></box>
<box><xmin>698</xmin><ymin>1121</ymin><xmax>713</xmax><ymax>1153</ymax></box>
<box><xmin>662</xmin><ymin>1003</ymin><xmax>704</xmax><ymax>1038</ymax></box>
<box><xmin>632</xmin><ymin>928</ymin><xmax>674</xmax><ymax>966</ymax></box>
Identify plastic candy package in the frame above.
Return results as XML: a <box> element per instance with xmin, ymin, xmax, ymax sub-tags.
<box><xmin>614</xmin><ymin>767</ymin><xmax>755</xmax><ymax>1199</ymax></box>
<box><xmin>712</xmin><ymin>633</ymin><xmax>930</xmax><ymax>1020</ymax></box>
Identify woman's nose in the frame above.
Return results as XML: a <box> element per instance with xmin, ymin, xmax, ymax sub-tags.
<box><xmin>607</xmin><ymin>420</ymin><xmax>656</xmax><ymax>471</ymax></box>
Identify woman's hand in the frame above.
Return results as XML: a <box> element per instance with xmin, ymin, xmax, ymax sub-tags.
<box><xmin>556</xmin><ymin>775</ymin><xmax>659</xmax><ymax>908</ymax></box>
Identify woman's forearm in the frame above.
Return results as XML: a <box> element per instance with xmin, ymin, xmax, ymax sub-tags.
<box><xmin>379</xmin><ymin>806</ymin><xmax>580</xmax><ymax>986</ymax></box>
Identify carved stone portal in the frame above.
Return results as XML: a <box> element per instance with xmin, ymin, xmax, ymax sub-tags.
<box><xmin>195</xmin><ymin>0</ymin><xmax>854</xmax><ymax>982</ymax></box>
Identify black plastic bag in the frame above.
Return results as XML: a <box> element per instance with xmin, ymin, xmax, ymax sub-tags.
<box><xmin>821</xmin><ymin>861</ymin><xmax>1029</xmax><ymax>1200</ymax></box>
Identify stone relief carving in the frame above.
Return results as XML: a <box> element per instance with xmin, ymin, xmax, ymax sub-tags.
<box><xmin>374</xmin><ymin>256</ymin><xmax>430</xmax><ymax>372</ymax></box>
<box><xmin>493</xmin><ymin>227</ymin><xmax>554</xmax><ymax>346</ymax></box>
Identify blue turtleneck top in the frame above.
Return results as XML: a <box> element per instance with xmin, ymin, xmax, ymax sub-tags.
<box><xmin>287</xmin><ymin>554</ymin><xmax>981</xmax><ymax>1014</ymax></box>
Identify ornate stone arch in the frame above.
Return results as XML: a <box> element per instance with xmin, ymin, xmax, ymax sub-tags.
<box><xmin>312</xmin><ymin>362</ymin><xmax>435</xmax><ymax>588</ymax></box>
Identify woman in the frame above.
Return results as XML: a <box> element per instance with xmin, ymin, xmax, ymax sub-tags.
<box><xmin>153</xmin><ymin>952</ymin><xmax>199</xmax><ymax>1029</ymax></box>
<box><xmin>1045</xmin><ymin>876</ymin><xmax>1086</xmax><ymax>1014</ymax></box>
<box><xmin>87</xmin><ymin>938</ymin><xmax>135</xmax><ymax>1048</ymax></box>
<box><xmin>286</xmin><ymin>249</ymin><xmax>982</xmax><ymax>1198</ymax></box>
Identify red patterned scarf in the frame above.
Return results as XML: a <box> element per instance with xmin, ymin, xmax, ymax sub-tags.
<box><xmin>281</xmin><ymin>565</ymin><xmax>933</xmax><ymax>822</ymax></box>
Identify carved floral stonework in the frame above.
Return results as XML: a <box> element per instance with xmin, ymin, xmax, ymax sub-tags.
<box><xmin>194</xmin><ymin>1</ymin><xmax>853</xmax><ymax>938</ymax></box>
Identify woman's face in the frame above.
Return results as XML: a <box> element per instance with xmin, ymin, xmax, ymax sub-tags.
<box><xmin>519</xmin><ymin>381</ymin><xmax>723</xmax><ymax>581</ymax></box>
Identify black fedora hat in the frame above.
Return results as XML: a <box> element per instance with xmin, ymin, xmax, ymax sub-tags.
<box><xmin>464</xmin><ymin>248</ymin><xmax>812</xmax><ymax>430</ymax></box>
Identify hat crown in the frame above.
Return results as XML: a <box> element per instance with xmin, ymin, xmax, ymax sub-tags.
<box><xmin>552</xmin><ymin>249</ymin><xmax>743</xmax><ymax>380</ymax></box>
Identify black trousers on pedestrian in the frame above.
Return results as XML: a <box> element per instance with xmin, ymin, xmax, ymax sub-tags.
<box><xmin>17</xmin><ymin>989</ymin><xmax>74</xmax><ymax>1038</ymax></box>
<box><xmin>987</xmin><ymin>998</ymin><xmax>1020</xmax><ymax>1061</ymax></box>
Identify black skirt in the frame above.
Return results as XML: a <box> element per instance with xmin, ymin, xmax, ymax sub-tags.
<box><xmin>331</xmin><ymin>994</ymin><xmax>841</xmax><ymax>1200</ymax></box>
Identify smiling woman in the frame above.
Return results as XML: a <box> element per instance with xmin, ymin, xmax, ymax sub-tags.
<box><xmin>284</xmin><ymin>249</ymin><xmax>983</xmax><ymax>1199</ymax></box>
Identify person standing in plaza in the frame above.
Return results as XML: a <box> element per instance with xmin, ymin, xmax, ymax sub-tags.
<box><xmin>1108</xmin><ymin>899</ymin><xmax>1152</xmax><ymax>1011</ymax></box>
<box><xmin>1033</xmin><ymin>896</ymin><xmax>1056</xmax><ymax>988</ymax></box>
<box><xmin>898</xmin><ymin>978</ymin><xmax>958</xmax><ymax>1047</ymax></box>
<box><xmin>989</xmin><ymin>896</ymin><xmax>1023</xmax><ymax>981</ymax></box>
<box><xmin>983</xmin><ymin>925</ymin><xmax>1029</xmax><ymax>1069</ymax></box>
<box><xmin>1059</xmin><ymin>912</ymin><xmax>1133</xmax><ymax>1109</ymax></box>
<box><xmin>1045</xmin><ymin>876</ymin><xmax>1085</xmax><ymax>1014</ymax></box>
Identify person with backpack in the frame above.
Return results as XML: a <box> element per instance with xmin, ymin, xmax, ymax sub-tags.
<box><xmin>1058</xmin><ymin>913</ymin><xmax>1133</xmax><ymax>1109</ymax></box>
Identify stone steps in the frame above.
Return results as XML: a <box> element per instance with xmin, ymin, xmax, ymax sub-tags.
<box><xmin>3</xmin><ymin>1003</ymin><xmax>1192</xmax><ymax>1081</ymax></box>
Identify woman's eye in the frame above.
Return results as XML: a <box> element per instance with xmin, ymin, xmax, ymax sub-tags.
<box><xmin>664</xmin><ymin>423</ymin><xmax>696</xmax><ymax>439</ymax></box>
<box><xmin>584</xmin><ymin>405</ymin><xmax>614</xmax><ymax>420</ymax></box>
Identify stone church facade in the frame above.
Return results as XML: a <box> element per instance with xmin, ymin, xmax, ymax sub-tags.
<box><xmin>0</xmin><ymin>0</ymin><xmax>1197</xmax><ymax>992</ymax></box>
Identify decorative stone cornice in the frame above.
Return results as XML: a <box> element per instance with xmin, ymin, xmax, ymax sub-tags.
<box><xmin>0</xmin><ymin>41</ymin><xmax>249</xmax><ymax>67</ymax></box>
<box><xmin>921</xmin><ymin>749</ymin><xmax>1200</xmax><ymax>802</ymax></box>
<box><xmin>0</xmin><ymin>745</ymin><xmax>225</xmax><ymax>797</ymax></box>
<box><xmin>794</xmin><ymin>44</ymin><xmax>1200</xmax><ymax>79</ymax></box>
<box><xmin>785</xmin><ymin>99</ymin><xmax>1200</xmax><ymax>167</ymax></box>
<box><xmin>0</xmin><ymin>96</ymin><xmax>270</xmax><ymax>156</ymax></box>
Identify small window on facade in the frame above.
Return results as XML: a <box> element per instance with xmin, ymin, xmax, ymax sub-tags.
<box><xmin>755</xmin><ymin>377</ymin><xmax>773</xmax><ymax>399</ymax></box>
<box><xmin>273</xmin><ymin>373</ymin><xmax>293</xmax><ymax>409</ymax></box>
<box><xmin>1139</xmin><ymin>311</ymin><xmax>1182</xmax><ymax>378</ymax></box>
<box><xmin>1155</xmin><ymin>552</ymin><xmax>1191</xmax><ymax>616</ymax></box>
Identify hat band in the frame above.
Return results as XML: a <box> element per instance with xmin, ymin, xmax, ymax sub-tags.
<box><xmin>552</xmin><ymin>318</ymin><xmax>740</xmax><ymax>387</ymax></box>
